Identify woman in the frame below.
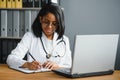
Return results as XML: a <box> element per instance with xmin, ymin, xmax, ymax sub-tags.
<box><xmin>7</xmin><ymin>3</ymin><xmax>72</xmax><ymax>70</ymax></box>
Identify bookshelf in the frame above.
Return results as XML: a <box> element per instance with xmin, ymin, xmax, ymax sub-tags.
<box><xmin>0</xmin><ymin>7</ymin><xmax>40</xmax><ymax>63</ymax></box>
<box><xmin>0</xmin><ymin>0</ymin><xmax>61</xmax><ymax>63</ymax></box>
<box><xmin>0</xmin><ymin>1</ymin><xmax>41</xmax><ymax>63</ymax></box>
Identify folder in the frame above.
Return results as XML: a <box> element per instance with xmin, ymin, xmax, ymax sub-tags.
<box><xmin>0</xmin><ymin>0</ymin><xmax>7</xmax><ymax>8</ymax></box>
<box><xmin>25</xmin><ymin>10</ymin><xmax>31</xmax><ymax>33</ymax></box>
<box><xmin>7</xmin><ymin>10</ymin><xmax>13</xmax><ymax>37</ymax></box>
<box><xmin>19</xmin><ymin>10</ymin><xmax>25</xmax><ymax>37</ymax></box>
<box><xmin>15</xmin><ymin>0</ymin><xmax>22</xmax><ymax>8</ymax></box>
<box><xmin>13</xmin><ymin>10</ymin><xmax>20</xmax><ymax>37</ymax></box>
<box><xmin>11</xmin><ymin>0</ymin><xmax>16</xmax><ymax>8</ymax></box>
<box><xmin>1</xmin><ymin>10</ymin><xmax>7</xmax><ymax>37</ymax></box>
<box><xmin>7</xmin><ymin>0</ymin><xmax>12</xmax><ymax>8</ymax></box>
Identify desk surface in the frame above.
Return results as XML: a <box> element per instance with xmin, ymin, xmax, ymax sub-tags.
<box><xmin>0</xmin><ymin>64</ymin><xmax>120</xmax><ymax>80</ymax></box>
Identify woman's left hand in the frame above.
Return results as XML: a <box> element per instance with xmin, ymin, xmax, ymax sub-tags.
<box><xmin>42</xmin><ymin>61</ymin><xmax>60</xmax><ymax>70</ymax></box>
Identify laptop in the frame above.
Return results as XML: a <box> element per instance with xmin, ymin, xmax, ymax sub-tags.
<box><xmin>52</xmin><ymin>34</ymin><xmax>119</xmax><ymax>78</ymax></box>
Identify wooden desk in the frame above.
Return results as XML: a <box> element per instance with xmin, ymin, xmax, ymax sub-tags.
<box><xmin>0</xmin><ymin>64</ymin><xmax>120</xmax><ymax>80</ymax></box>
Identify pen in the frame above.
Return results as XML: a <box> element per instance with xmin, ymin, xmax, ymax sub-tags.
<box><xmin>28</xmin><ymin>52</ymin><xmax>36</xmax><ymax>61</ymax></box>
<box><xmin>28</xmin><ymin>53</ymin><xmax>42</xmax><ymax>70</ymax></box>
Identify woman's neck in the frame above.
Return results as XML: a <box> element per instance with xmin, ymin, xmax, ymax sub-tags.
<box><xmin>46</xmin><ymin>34</ymin><xmax>54</xmax><ymax>40</ymax></box>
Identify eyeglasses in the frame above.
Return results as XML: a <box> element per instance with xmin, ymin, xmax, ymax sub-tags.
<box><xmin>42</xmin><ymin>20</ymin><xmax>58</xmax><ymax>27</ymax></box>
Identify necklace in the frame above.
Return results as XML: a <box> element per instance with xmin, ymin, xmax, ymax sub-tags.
<box><xmin>40</xmin><ymin>38</ymin><xmax>52</xmax><ymax>59</ymax></box>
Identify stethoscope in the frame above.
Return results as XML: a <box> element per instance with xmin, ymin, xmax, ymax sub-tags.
<box><xmin>40</xmin><ymin>37</ymin><xmax>66</xmax><ymax>59</ymax></box>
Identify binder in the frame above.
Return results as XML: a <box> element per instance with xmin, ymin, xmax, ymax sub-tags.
<box><xmin>34</xmin><ymin>0</ymin><xmax>41</xmax><ymax>7</ymax></box>
<box><xmin>22</xmin><ymin>0</ymin><xmax>28</xmax><ymax>7</ymax></box>
<box><xmin>31</xmin><ymin>10</ymin><xmax>38</xmax><ymax>26</ymax></box>
<box><xmin>13</xmin><ymin>39</ymin><xmax>20</xmax><ymax>49</ymax></box>
<box><xmin>1</xmin><ymin>39</ymin><xmax>8</xmax><ymax>63</ymax></box>
<box><xmin>25</xmin><ymin>10</ymin><xmax>31</xmax><ymax>33</ymax></box>
<box><xmin>7</xmin><ymin>10</ymin><xmax>13</xmax><ymax>37</ymax></box>
<box><xmin>28</xmin><ymin>0</ymin><xmax>33</xmax><ymax>7</ymax></box>
<box><xmin>0</xmin><ymin>0</ymin><xmax>7</xmax><ymax>8</ymax></box>
<box><xmin>13</xmin><ymin>10</ymin><xmax>20</xmax><ymax>37</ymax></box>
<box><xmin>1</xmin><ymin>10</ymin><xmax>7</xmax><ymax>37</ymax></box>
<box><xmin>0</xmin><ymin>39</ymin><xmax>2</xmax><ymax>63</ymax></box>
<box><xmin>15</xmin><ymin>0</ymin><xmax>22</xmax><ymax>8</ymax></box>
<box><xmin>41</xmin><ymin>0</ymin><xmax>48</xmax><ymax>7</ymax></box>
<box><xmin>7</xmin><ymin>39</ymin><xmax>13</xmax><ymax>58</ymax></box>
<box><xmin>19</xmin><ymin>10</ymin><xmax>25</xmax><ymax>37</ymax></box>
<box><xmin>32</xmin><ymin>0</ymin><xmax>35</xmax><ymax>7</ymax></box>
<box><xmin>7</xmin><ymin>0</ymin><xmax>12</xmax><ymax>8</ymax></box>
<box><xmin>0</xmin><ymin>10</ymin><xmax>1</xmax><ymax>36</ymax></box>
<box><xmin>11</xmin><ymin>0</ymin><xmax>16</xmax><ymax>8</ymax></box>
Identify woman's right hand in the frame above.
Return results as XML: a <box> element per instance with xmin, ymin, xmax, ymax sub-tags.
<box><xmin>22</xmin><ymin>61</ymin><xmax>42</xmax><ymax>70</ymax></box>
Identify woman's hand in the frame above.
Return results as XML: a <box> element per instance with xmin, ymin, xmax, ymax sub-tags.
<box><xmin>42</xmin><ymin>61</ymin><xmax>60</xmax><ymax>70</ymax></box>
<box><xmin>22</xmin><ymin>61</ymin><xmax>42</xmax><ymax>70</ymax></box>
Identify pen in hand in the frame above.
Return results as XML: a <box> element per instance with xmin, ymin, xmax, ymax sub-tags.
<box><xmin>28</xmin><ymin>52</ymin><xmax>36</xmax><ymax>61</ymax></box>
<box><xmin>28</xmin><ymin>53</ymin><xmax>42</xmax><ymax>70</ymax></box>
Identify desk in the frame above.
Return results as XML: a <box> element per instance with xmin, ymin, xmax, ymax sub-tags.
<box><xmin>0</xmin><ymin>64</ymin><xmax>120</xmax><ymax>80</ymax></box>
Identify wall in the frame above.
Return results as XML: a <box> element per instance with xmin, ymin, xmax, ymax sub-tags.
<box><xmin>61</xmin><ymin>0</ymin><xmax>120</xmax><ymax>69</ymax></box>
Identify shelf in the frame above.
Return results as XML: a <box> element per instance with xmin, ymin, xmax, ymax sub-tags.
<box><xmin>0</xmin><ymin>8</ymin><xmax>41</xmax><ymax>10</ymax></box>
<box><xmin>0</xmin><ymin>37</ymin><xmax>21</xmax><ymax>40</ymax></box>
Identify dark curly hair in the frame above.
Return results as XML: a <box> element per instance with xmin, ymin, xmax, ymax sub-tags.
<box><xmin>32</xmin><ymin>3</ymin><xmax>65</xmax><ymax>40</ymax></box>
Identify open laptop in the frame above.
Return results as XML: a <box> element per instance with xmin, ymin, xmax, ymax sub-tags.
<box><xmin>52</xmin><ymin>34</ymin><xmax>119</xmax><ymax>78</ymax></box>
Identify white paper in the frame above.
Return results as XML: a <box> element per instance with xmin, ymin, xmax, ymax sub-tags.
<box><xmin>9</xmin><ymin>66</ymin><xmax>51</xmax><ymax>74</ymax></box>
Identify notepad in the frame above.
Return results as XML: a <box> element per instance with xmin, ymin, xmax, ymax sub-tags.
<box><xmin>9</xmin><ymin>66</ymin><xmax>51</xmax><ymax>74</ymax></box>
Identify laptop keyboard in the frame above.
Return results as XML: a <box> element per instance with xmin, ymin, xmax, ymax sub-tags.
<box><xmin>56</xmin><ymin>68</ymin><xmax>71</xmax><ymax>73</ymax></box>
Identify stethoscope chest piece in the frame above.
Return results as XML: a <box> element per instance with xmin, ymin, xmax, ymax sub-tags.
<box><xmin>46</xmin><ymin>54</ymin><xmax>52</xmax><ymax>59</ymax></box>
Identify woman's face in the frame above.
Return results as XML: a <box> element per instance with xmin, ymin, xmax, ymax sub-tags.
<box><xmin>40</xmin><ymin>12</ymin><xmax>58</xmax><ymax>40</ymax></box>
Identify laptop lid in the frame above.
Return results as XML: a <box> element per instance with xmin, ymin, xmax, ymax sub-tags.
<box><xmin>71</xmin><ymin>34</ymin><xmax>119</xmax><ymax>75</ymax></box>
<box><xmin>53</xmin><ymin>34</ymin><xmax>119</xmax><ymax>78</ymax></box>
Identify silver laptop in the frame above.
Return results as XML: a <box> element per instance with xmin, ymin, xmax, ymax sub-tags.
<box><xmin>53</xmin><ymin>34</ymin><xmax>119</xmax><ymax>78</ymax></box>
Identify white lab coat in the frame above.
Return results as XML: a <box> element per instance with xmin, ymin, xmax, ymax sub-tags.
<box><xmin>7</xmin><ymin>32</ymin><xmax>72</xmax><ymax>68</ymax></box>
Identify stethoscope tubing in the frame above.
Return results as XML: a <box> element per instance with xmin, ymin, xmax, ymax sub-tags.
<box><xmin>40</xmin><ymin>37</ymin><xmax>66</xmax><ymax>58</ymax></box>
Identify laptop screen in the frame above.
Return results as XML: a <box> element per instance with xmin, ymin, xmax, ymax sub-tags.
<box><xmin>71</xmin><ymin>34</ymin><xmax>119</xmax><ymax>74</ymax></box>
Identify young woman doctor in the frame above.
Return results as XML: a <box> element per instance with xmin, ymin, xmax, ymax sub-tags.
<box><xmin>7</xmin><ymin>3</ymin><xmax>72</xmax><ymax>70</ymax></box>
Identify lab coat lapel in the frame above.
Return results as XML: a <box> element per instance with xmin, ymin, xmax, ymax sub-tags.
<box><xmin>52</xmin><ymin>33</ymin><xmax>58</xmax><ymax>48</ymax></box>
